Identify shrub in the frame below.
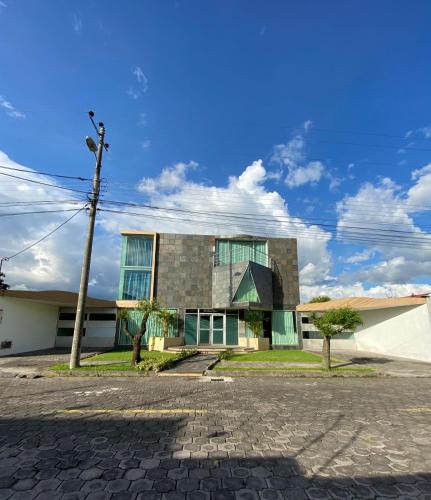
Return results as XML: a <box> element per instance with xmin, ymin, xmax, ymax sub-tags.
<box><xmin>218</xmin><ymin>349</ymin><xmax>233</xmax><ymax>361</ymax></box>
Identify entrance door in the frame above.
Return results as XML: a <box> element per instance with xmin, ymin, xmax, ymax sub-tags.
<box><xmin>199</xmin><ymin>315</ymin><xmax>210</xmax><ymax>344</ymax></box>
<box><xmin>211</xmin><ymin>314</ymin><xmax>225</xmax><ymax>345</ymax></box>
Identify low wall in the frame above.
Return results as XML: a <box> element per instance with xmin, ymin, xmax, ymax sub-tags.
<box><xmin>148</xmin><ymin>336</ymin><xmax>184</xmax><ymax>352</ymax></box>
<box><xmin>302</xmin><ymin>338</ymin><xmax>357</xmax><ymax>351</ymax></box>
<box><xmin>239</xmin><ymin>337</ymin><xmax>270</xmax><ymax>351</ymax></box>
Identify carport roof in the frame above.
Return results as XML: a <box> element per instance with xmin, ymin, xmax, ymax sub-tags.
<box><xmin>0</xmin><ymin>290</ymin><xmax>115</xmax><ymax>307</ymax></box>
<box><xmin>296</xmin><ymin>296</ymin><xmax>427</xmax><ymax>312</ymax></box>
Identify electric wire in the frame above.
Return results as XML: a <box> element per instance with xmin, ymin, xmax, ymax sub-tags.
<box><xmin>5</xmin><ymin>206</ymin><xmax>87</xmax><ymax>260</ymax></box>
<box><xmin>0</xmin><ymin>164</ymin><xmax>93</xmax><ymax>181</ymax></box>
<box><xmin>0</xmin><ymin>171</ymin><xmax>93</xmax><ymax>195</ymax></box>
<box><xmin>98</xmin><ymin>208</ymin><xmax>431</xmax><ymax>249</ymax></box>
<box><xmin>0</xmin><ymin>208</ymin><xmax>87</xmax><ymax>218</ymax></box>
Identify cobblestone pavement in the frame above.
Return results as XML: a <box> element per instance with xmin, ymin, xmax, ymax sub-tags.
<box><xmin>1</xmin><ymin>376</ymin><xmax>431</xmax><ymax>499</ymax></box>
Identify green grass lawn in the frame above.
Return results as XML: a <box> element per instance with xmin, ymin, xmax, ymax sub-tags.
<box><xmin>225</xmin><ymin>350</ymin><xmax>324</xmax><ymax>363</ymax></box>
<box><xmin>50</xmin><ymin>363</ymin><xmax>137</xmax><ymax>371</ymax></box>
<box><xmin>50</xmin><ymin>349</ymin><xmax>177</xmax><ymax>371</ymax></box>
<box><xmin>84</xmin><ymin>349</ymin><xmax>175</xmax><ymax>363</ymax></box>
<box><xmin>213</xmin><ymin>365</ymin><xmax>375</xmax><ymax>373</ymax></box>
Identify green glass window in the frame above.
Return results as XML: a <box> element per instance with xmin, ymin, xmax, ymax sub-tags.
<box><xmin>125</xmin><ymin>236</ymin><xmax>153</xmax><ymax>267</ymax></box>
<box><xmin>119</xmin><ymin>235</ymin><xmax>154</xmax><ymax>300</ymax></box>
<box><xmin>271</xmin><ymin>311</ymin><xmax>298</xmax><ymax>345</ymax></box>
<box><xmin>122</xmin><ymin>270</ymin><xmax>151</xmax><ymax>300</ymax></box>
<box><xmin>233</xmin><ymin>268</ymin><xmax>260</xmax><ymax>303</ymax></box>
<box><xmin>216</xmin><ymin>240</ymin><xmax>268</xmax><ymax>266</ymax></box>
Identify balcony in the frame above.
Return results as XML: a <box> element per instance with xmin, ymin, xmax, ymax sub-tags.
<box><xmin>212</xmin><ymin>255</ymin><xmax>273</xmax><ymax>310</ymax></box>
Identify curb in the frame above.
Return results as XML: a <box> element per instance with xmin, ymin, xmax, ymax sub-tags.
<box><xmin>206</xmin><ymin>369</ymin><xmax>379</xmax><ymax>378</ymax></box>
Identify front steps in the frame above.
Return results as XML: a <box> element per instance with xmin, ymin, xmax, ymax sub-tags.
<box><xmin>166</xmin><ymin>345</ymin><xmax>255</xmax><ymax>354</ymax></box>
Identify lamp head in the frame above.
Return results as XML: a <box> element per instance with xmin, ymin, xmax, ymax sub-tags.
<box><xmin>85</xmin><ymin>135</ymin><xmax>97</xmax><ymax>153</ymax></box>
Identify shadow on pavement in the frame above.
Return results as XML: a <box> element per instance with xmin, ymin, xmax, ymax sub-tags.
<box><xmin>0</xmin><ymin>414</ymin><xmax>429</xmax><ymax>498</ymax></box>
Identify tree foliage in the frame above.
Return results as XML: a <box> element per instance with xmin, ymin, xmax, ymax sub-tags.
<box><xmin>310</xmin><ymin>307</ymin><xmax>363</xmax><ymax>369</ymax></box>
<box><xmin>245</xmin><ymin>311</ymin><xmax>263</xmax><ymax>338</ymax></box>
<box><xmin>157</xmin><ymin>309</ymin><xmax>176</xmax><ymax>338</ymax></box>
<box><xmin>308</xmin><ymin>295</ymin><xmax>331</xmax><ymax>303</ymax></box>
<box><xmin>118</xmin><ymin>299</ymin><xmax>161</xmax><ymax>365</ymax></box>
<box><xmin>310</xmin><ymin>307</ymin><xmax>363</xmax><ymax>338</ymax></box>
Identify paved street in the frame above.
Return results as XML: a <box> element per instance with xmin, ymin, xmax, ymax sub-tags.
<box><xmin>1</xmin><ymin>376</ymin><xmax>431</xmax><ymax>499</ymax></box>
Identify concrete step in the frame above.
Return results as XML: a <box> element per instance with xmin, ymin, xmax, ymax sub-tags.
<box><xmin>166</xmin><ymin>346</ymin><xmax>255</xmax><ymax>354</ymax></box>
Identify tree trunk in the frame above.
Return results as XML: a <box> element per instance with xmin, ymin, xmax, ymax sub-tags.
<box><xmin>322</xmin><ymin>336</ymin><xmax>331</xmax><ymax>369</ymax></box>
<box><xmin>131</xmin><ymin>336</ymin><xmax>142</xmax><ymax>366</ymax></box>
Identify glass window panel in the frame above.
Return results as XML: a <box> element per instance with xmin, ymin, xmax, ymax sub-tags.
<box><xmin>125</xmin><ymin>236</ymin><xmax>153</xmax><ymax>267</ymax></box>
<box><xmin>216</xmin><ymin>240</ymin><xmax>268</xmax><ymax>266</ymax></box>
<box><xmin>200</xmin><ymin>315</ymin><xmax>210</xmax><ymax>329</ymax></box>
<box><xmin>122</xmin><ymin>270</ymin><xmax>151</xmax><ymax>300</ymax></box>
<box><xmin>233</xmin><ymin>268</ymin><xmax>260</xmax><ymax>302</ymax></box>
<box><xmin>213</xmin><ymin>316</ymin><xmax>224</xmax><ymax>329</ymax></box>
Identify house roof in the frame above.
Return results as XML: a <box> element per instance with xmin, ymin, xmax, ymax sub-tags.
<box><xmin>0</xmin><ymin>290</ymin><xmax>116</xmax><ymax>308</ymax></box>
<box><xmin>296</xmin><ymin>296</ymin><xmax>427</xmax><ymax>313</ymax></box>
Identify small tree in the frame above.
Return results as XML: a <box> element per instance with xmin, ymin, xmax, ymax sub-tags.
<box><xmin>245</xmin><ymin>311</ymin><xmax>263</xmax><ymax>338</ymax></box>
<box><xmin>157</xmin><ymin>309</ymin><xmax>176</xmax><ymax>338</ymax></box>
<box><xmin>310</xmin><ymin>307</ymin><xmax>362</xmax><ymax>369</ymax></box>
<box><xmin>309</xmin><ymin>295</ymin><xmax>331</xmax><ymax>303</ymax></box>
<box><xmin>118</xmin><ymin>299</ymin><xmax>160</xmax><ymax>366</ymax></box>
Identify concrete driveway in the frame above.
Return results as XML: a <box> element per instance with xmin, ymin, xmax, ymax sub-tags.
<box><xmin>0</xmin><ymin>348</ymin><xmax>101</xmax><ymax>378</ymax></box>
<box><xmin>329</xmin><ymin>350</ymin><xmax>431</xmax><ymax>377</ymax></box>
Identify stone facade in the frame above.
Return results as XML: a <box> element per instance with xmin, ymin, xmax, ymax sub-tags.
<box><xmin>154</xmin><ymin>233</ymin><xmax>214</xmax><ymax>309</ymax></box>
<box><xmin>154</xmin><ymin>232</ymin><xmax>299</xmax><ymax>312</ymax></box>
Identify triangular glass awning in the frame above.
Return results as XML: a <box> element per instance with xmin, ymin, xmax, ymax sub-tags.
<box><xmin>232</xmin><ymin>266</ymin><xmax>260</xmax><ymax>303</ymax></box>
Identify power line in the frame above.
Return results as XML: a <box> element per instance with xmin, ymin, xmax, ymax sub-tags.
<box><xmin>0</xmin><ymin>208</ymin><xmax>86</xmax><ymax>217</ymax></box>
<box><xmin>0</xmin><ymin>164</ymin><xmax>93</xmax><ymax>181</ymax></box>
<box><xmin>99</xmin><ymin>199</ymin><xmax>431</xmax><ymax>237</ymax></box>
<box><xmin>4</xmin><ymin>206</ymin><xmax>87</xmax><ymax>260</ymax></box>
<box><xmin>98</xmin><ymin>207</ymin><xmax>431</xmax><ymax>249</ymax></box>
<box><xmin>0</xmin><ymin>171</ymin><xmax>93</xmax><ymax>195</ymax></box>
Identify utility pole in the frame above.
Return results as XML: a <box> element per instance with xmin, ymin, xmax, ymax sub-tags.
<box><xmin>0</xmin><ymin>257</ymin><xmax>9</xmax><ymax>290</ymax></box>
<box><xmin>69</xmin><ymin>111</ymin><xmax>108</xmax><ymax>369</ymax></box>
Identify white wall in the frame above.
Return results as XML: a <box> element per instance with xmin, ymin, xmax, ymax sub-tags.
<box><xmin>55</xmin><ymin>307</ymin><xmax>116</xmax><ymax>348</ymax></box>
<box><xmin>302</xmin><ymin>338</ymin><xmax>357</xmax><ymax>351</ymax></box>
<box><xmin>0</xmin><ymin>297</ymin><xmax>58</xmax><ymax>355</ymax></box>
<box><xmin>356</xmin><ymin>304</ymin><xmax>431</xmax><ymax>363</ymax></box>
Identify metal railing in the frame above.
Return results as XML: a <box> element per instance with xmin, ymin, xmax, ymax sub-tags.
<box><xmin>213</xmin><ymin>247</ymin><xmax>272</xmax><ymax>268</ymax></box>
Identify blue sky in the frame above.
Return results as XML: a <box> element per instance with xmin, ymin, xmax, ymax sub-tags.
<box><xmin>1</xmin><ymin>0</ymin><xmax>431</xmax><ymax>300</ymax></box>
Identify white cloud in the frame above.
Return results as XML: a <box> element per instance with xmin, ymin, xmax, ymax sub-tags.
<box><xmin>142</xmin><ymin>139</ymin><xmax>151</xmax><ymax>150</ymax></box>
<box><xmin>138</xmin><ymin>112</ymin><xmax>147</xmax><ymax>126</ymax></box>
<box><xmin>0</xmin><ymin>151</ymin><xmax>119</xmax><ymax>298</ymax></box>
<box><xmin>137</xmin><ymin>161</ymin><xmax>198</xmax><ymax>194</ymax></box>
<box><xmin>301</xmin><ymin>282</ymin><xmax>431</xmax><ymax>302</ymax></box>
<box><xmin>407</xmin><ymin>163</ymin><xmax>431</xmax><ymax>208</ymax></box>
<box><xmin>344</xmin><ymin>249</ymin><xmax>374</xmax><ymax>264</ymax></box>
<box><xmin>127</xmin><ymin>67</ymin><xmax>149</xmax><ymax>100</ymax></box>
<box><xmin>405</xmin><ymin>126</ymin><xmax>431</xmax><ymax>139</ymax></box>
<box><xmin>271</xmin><ymin>124</ymin><xmax>327</xmax><ymax>189</ymax></box>
<box><xmin>286</xmin><ymin>161</ymin><xmax>325</xmax><ymax>188</ymax></box>
<box><xmin>126</xmin><ymin>88</ymin><xmax>139</xmax><ymax>100</ymax></box>
<box><xmin>336</xmin><ymin>172</ymin><xmax>431</xmax><ymax>288</ymax></box>
<box><xmin>0</xmin><ymin>95</ymin><xmax>25</xmax><ymax>119</ymax></box>
<box><xmin>72</xmin><ymin>14</ymin><xmax>82</xmax><ymax>33</ymax></box>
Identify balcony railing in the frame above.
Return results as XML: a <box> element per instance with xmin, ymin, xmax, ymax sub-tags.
<box><xmin>213</xmin><ymin>247</ymin><xmax>272</xmax><ymax>268</ymax></box>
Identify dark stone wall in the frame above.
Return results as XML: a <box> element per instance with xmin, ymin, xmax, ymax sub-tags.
<box><xmin>267</xmin><ymin>238</ymin><xmax>300</xmax><ymax>310</ymax></box>
<box><xmin>154</xmin><ymin>233</ymin><xmax>214</xmax><ymax>309</ymax></box>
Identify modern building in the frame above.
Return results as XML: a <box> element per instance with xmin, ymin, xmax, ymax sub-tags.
<box><xmin>117</xmin><ymin>231</ymin><xmax>301</xmax><ymax>349</ymax></box>
<box><xmin>0</xmin><ymin>290</ymin><xmax>116</xmax><ymax>355</ymax></box>
<box><xmin>297</xmin><ymin>296</ymin><xmax>431</xmax><ymax>363</ymax></box>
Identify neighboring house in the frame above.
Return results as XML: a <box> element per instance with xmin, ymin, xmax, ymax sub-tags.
<box><xmin>117</xmin><ymin>231</ymin><xmax>301</xmax><ymax>348</ymax></box>
<box><xmin>0</xmin><ymin>290</ymin><xmax>116</xmax><ymax>355</ymax></box>
<box><xmin>297</xmin><ymin>296</ymin><xmax>431</xmax><ymax>363</ymax></box>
